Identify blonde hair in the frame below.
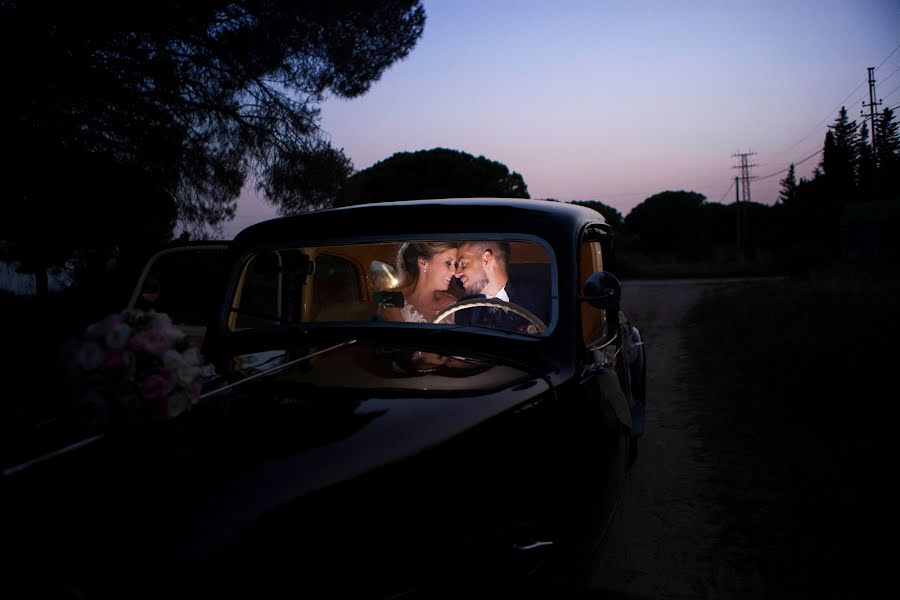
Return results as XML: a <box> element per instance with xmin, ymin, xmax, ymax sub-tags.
<box><xmin>397</xmin><ymin>241</ymin><xmax>457</xmax><ymax>287</ymax></box>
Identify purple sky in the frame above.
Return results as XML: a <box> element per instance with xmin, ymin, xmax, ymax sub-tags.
<box><xmin>226</xmin><ymin>0</ymin><xmax>900</xmax><ymax>238</ymax></box>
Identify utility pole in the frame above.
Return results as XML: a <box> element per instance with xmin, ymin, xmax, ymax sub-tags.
<box><xmin>862</xmin><ymin>66</ymin><xmax>882</xmax><ymax>150</ymax></box>
<box><xmin>732</xmin><ymin>151</ymin><xmax>757</xmax><ymax>203</ymax></box>
<box><xmin>732</xmin><ymin>151</ymin><xmax>756</xmax><ymax>259</ymax></box>
<box><xmin>735</xmin><ymin>175</ymin><xmax>742</xmax><ymax>256</ymax></box>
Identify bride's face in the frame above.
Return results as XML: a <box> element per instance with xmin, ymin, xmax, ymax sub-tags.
<box><xmin>420</xmin><ymin>249</ymin><xmax>458</xmax><ymax>290</ymax></box>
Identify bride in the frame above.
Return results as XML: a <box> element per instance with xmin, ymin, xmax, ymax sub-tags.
<box><xmin>381</xmin><ymin>242</ymin><xmax>458</xmax><ymax>323</ymax></box>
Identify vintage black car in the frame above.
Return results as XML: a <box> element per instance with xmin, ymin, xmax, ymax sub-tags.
<box><xmin>1</xmin><ymin>199</ymin><xmax>646</xmax><ymax>599</ymax></box>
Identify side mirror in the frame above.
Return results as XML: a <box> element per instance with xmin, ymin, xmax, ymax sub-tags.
<box><xmin>141</xmin><ymin>277</ymin><xmax>160</xmax><ymax>303</ymax></box>
<box><xmin>581</xmin><ymin>271</ymin><xmax>621</xmax><ymax>311</ymax></box>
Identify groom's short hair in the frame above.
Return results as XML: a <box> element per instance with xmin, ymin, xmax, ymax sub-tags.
<box><xmin>465</xmin><ymin>240</ymin><xmax>511</xmax><ymax>269</ymax></box>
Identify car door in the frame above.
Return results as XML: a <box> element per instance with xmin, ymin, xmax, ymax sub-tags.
<box><xmin>558</xmin><ymin>226</ymin><xmax>630</xmax><ymax>551</ymax></box>
<box><xmin>129</xmin><ymin>243</ymin><xmax>229</xmax><ymax>349</ymax></box>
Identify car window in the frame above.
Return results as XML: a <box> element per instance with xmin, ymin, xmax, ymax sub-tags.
<box><xmin>131</xmin><ymin>246</ymin><xmax>227</xmax><ymax>327</ymax></box>
<box><xmin>227</xmin><ymin>238</ymin><xmax>554</xmax><ymax>336</ymax></box>
<box><xmin>580</xmin><ymin>239</ymin><xmax>606</xmax><ymax>346</ymax></box>
<box><xmin>311</xmin><ymin>253</ymin><xmax>365</xmax><ymax>322</ymax></box>
<box><xmin>232</xmin><ymin>251</ymin><xmax>284</xmax><ymax>329</ymax></box>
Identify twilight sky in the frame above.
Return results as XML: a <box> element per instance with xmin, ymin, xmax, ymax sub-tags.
<box><xmin>226</xmin><ymin>0</ymin><xmax>900</xmax><ymax>238</ymax></box>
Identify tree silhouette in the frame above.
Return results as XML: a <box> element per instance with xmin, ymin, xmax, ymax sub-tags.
<box><xmin>623</xmin><ymin>190</ymin><xmax>706</xmax><ymax>254</ymax></box>
<box><xmin>820</xmin><ymin>107</ymin><xmax>859</xmax><ymax>197</ymax></box>
<box><xmin>0</xmin><ymin>0</ymin><xmax>426</xmax><ymax>293</ymax></box>
<box><xmin>778</xmin><ymin>164</ymin><xmax>798</xmax><ymax>206</ymax></box>
<box><xmin>569</xmin><ymin>200</ymin><xmax>624</xmax><ymax>230</ymax></box>
<box><xmin>334</xmin><ymin>148</ymin><xmax>529</xmax><ymax>207</ymax></box>
<box><xmin>856</xmin><ymin>123</ymin><xmax>876</xmax><ymax>200</ymax></box>
<box><xmin>263</xmin><ymin>143</ymin><xmax>355</xmax><ymax>215</ymax></box>
<box><xmin>874</xmin><ymin>107</ymin><xmax>900</xmax><ymax>198</ymax></box>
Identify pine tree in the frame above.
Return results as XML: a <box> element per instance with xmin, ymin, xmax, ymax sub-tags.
<box><xmin>820</xmin><ymin>107</ymin><xmax>859</xmax><ymax>196</ymax></box>
<box><xmin>856</xmin><ymin>122</ymin><xmax>876</xmax><ymax>199</ymax></box>
<box><xmin>874</xmin><ymin>107</ymin><xmax>900</xmax><ymax>198</ymax></box>
<box><xmin>778</xmin><ymin>164</ymin><xmax>798</xmax><ymax>205</ymax></box>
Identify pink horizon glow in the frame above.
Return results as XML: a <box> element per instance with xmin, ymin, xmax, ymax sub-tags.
<box><xmin>226</xmin><ymin>0</ymin><xmax>900</xmax><ymax>239</ymax></box>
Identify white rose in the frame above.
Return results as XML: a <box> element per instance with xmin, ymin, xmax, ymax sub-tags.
<box><xmin>162</xmin><ymin>349</ymin><xmax>184</xmax><ymax>370</ymax></box>
<box><xmin>163</xmin><ymin>349</ymin><xmax>200</xmax><ymax>385</ymax></box>
<box><xmin>182</xmin><ymin>347</ymin><xmax>202</xmax><ymax>366</ymax></box>
<box><xmin>150</xmin><ymin>312</ymin><xmax>186</xmax><ymax>343</ymax></box>
<box><xmin>175</xmin><ymin>363</ymin><xmax>201</xmax><ymax>386</ymax></box>
<box><xmin>162</xmin><ymin>325</ymin><xmax>185</xmax><ymax>344</ymax></box>
<box><xmin>105</xmin><ymin>323</ymin><xmax>132</xmax><ymax>349</ymax></box>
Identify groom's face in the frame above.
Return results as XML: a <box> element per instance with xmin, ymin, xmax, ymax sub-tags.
<box><xmin>455</xmin><ymin>243</ymin><xmax>490</xmax><ymax>294</ymax></box>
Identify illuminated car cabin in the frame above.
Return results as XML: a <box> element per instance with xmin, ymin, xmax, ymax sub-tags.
<box><xmin>225</xmin><ymin>238</ymin><xmax>556</xmax><ymax>335</ymax></box>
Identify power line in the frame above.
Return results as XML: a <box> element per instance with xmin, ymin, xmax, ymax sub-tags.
<box><xmin>782</xmin><ymin>80</ymin><xmax>867</xmax><ymax>152</ymax></box>
<box><xmin>718</xmin><ymin>179</ymin><xmax>735</xmax><ymax>203</ymax></box>
<box><xmin>883</xmin><ymin>80</ymin><xmax>900</xmax><ymax>101</ymax></box>
<box><xmin>753</xmin><ymin>149</ymin><xmax>822</xmax><ymax>182</ymax></box>
<box><xmin>876</xmin><ymin>63</ymin><xmax>900</xmax><ymax>88</ymax></box>
<box><xmin>875</xmin><ymin>41</ymin><xmax>900</xmax><ymax>70</ymax></box>
<box><xmin>782</xmin><ymin>43</ymin><xmax>900</xmax><ymax>153</ymax></box>
<box><xmin>722</xmin><ymin>46</ymin><xmax>900</xmax><ymax>206</ymax></box>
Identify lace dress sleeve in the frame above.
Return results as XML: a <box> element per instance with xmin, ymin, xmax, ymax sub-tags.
<box><xmin>400</xmin><ymin>303</ymin><xmax>428</xmax><ymax>323</ymax></box>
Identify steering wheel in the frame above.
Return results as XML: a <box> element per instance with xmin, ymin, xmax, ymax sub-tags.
<box><xmin>433</xmin><ymin>297</ymin><xmax>547</xmax><ymax>333</ymax></box>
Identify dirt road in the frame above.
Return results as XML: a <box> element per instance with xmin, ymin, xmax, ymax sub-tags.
<box><xmin>558</xmin><ymin>279</ymin><xmax>770</xmax><ymax>599</ymax></box>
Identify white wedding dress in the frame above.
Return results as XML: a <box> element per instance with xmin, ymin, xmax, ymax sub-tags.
<box><xmin>400</xmin><ymin>303</ymin><xmax>428</xmax><ymax>323</ymax></box>
<box><xmin>399</xmin><ymin>302</ymin><xmax>454</xmax><ymax>324</ymax></box>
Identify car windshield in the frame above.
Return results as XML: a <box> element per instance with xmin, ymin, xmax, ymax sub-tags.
<box><xmin>227</xmin><ymin>238</ymin><xmax>554</xmax><ymax>336</ymax></box>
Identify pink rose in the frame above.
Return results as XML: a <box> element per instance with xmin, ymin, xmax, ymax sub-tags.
<box><xmin>128</xmin><ymin>330</ymin><xmax>172</xmax><ymax>357</ymax></box>
<box><xmin>102</xmin><ymin>349</ymin><xmax>128</xmax><ymax>372</ymax></box>
<box><xmin>141</xmin><ymin>371</ymin><xmax>175</xmax><ymax>401</ymax></box>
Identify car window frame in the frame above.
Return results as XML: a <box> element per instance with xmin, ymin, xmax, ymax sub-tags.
<box><xmin>223</xmin><ymin>233</ymin><xmax>560</xmax><ymax>339</ymax></box>
<box><xmin>578</xmin><ymin>224</ymin><xmax>612</xmax><ymax>348</ymax></box>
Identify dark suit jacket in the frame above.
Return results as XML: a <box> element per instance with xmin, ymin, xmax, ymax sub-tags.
<box><xmin>455</xmin><ymin>277</ymin><xmax>550</xmax><ymax>332</ymax></box>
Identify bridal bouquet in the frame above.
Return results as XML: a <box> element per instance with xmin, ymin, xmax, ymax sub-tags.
<box><xmin>61</xmin><ymin>309</ymin><xmax>206</xmax><ymax>427</ymax></box>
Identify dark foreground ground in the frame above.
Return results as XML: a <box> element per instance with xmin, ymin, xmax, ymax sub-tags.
<box><xmin>680</xmin><ymin>271</ymin><xmax>900</xmax><ymax>599</ymax></box>
<box><xmin>530</xmin><ymin>270</ymin><xmax>899</xmax><ymax>600</ymax></box>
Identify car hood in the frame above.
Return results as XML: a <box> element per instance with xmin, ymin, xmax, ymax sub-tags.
<box><xmin>2</xmin><ymin>341</ymin><xmax>551</xmax><ymax>590</ymax></box>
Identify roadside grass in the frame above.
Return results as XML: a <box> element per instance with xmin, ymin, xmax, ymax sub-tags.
<box><xmin>683</xmin><ymin>268</ymin><xmax>900</xmax><ymax>598</ymax></box>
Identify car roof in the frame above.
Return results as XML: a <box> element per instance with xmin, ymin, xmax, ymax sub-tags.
<box><xmin>232</xmin><ymin>198</ymin><xmax>608</xmax><ymax>247</ymax></box>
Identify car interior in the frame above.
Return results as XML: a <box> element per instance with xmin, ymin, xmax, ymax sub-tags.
<box><xmin>230</xmin><ymin>239</ymin><xmax>553</xmax><ymax>331</ymax></box>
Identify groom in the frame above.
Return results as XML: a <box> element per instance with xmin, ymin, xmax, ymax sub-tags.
<box><xmin>453</xmin><ymin>241</ymin><xmax>549</xmax><ymax>332</ymax></box>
